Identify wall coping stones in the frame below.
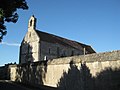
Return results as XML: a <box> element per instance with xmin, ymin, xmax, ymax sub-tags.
<box><xmin>47</xmin><ymin>50</ymin><xmax>120</xmax><ymax>65</ymax></box>
<box><xmin>9</xmin><ymin>50</ymin><xmax>120</xmax><ymax>66</ymax></box>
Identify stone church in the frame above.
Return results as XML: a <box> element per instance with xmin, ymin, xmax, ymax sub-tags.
<box><xmin>19</xmin><ymin>16</ymin><xmax>95</xmax><ymax>64</ymax></box>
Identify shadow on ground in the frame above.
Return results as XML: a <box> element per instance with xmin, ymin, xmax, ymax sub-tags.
<box><xmin>0</xmin><ymin>80</ymin><xmax>57</xmax><ymax>90</ymax></box>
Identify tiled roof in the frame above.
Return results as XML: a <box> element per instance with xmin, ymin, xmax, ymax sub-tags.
<box><xmin>36</xmin><ymin>30</ymin><xmax>96</xmax><ymax>54</ymax></box>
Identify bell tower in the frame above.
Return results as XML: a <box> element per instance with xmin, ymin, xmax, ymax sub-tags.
<box><xmin>28</xmin><ymin>15</ymin><xmax>37</xmax><ymax>30</ymax></box>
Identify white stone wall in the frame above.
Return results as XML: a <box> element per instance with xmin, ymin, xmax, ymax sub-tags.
<box><xmin>40</xmin><ymin>41</ymin><xmax>83</xmax><ymax>61</ymax></box>
<box><xmin>9</xmin><ymin>65</ymin><xmax>17</xmax><ymax>81</ymax></box>
<box><xmin>43</xmin><ymin>59</ymin><xmax>120</xmax><ymax>88</ymax></box>
<box><xmin>20</xmin><ymin>29</ymin><xmax>40</xmax><ymax>63</ymax></box>
<box><xmin>12</xmin><ymin>50</ymin><xmax>120</xmax><ymax>90</ymax></box>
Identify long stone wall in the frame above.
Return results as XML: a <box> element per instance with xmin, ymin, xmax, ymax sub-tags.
<box><xmin>0</xmin><ymin>65</ymin><xmax>10</xmax><ymax>80</ymax></box>
<box><xmin>10</xmin><ymin>50</ymin><xmax>120</xmax><ymax>90</ymax></box>
<box><xmin>40</xmin><ymin>41</ymin><xmax>83</xmax><ymax>61</ymax></box>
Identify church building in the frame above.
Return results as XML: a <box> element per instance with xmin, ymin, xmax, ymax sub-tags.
<box><xmin>19</xmin><ymin>16</ymin><xmax>95</xmax><ymax>64</ymax></box>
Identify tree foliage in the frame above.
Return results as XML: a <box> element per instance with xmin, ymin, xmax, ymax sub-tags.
<box><xmin>0</xmin><ymin>0</ymin><xmax>28</xmax><ymax>42</ymax></box>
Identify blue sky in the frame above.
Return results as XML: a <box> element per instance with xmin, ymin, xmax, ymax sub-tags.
<box><xmin>0</xmin><ymin>0</ymin><xmax>120</xmax><ymax>66</ymax></box>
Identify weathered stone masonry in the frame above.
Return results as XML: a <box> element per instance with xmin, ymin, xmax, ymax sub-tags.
<box><xmin>10</xmin><ymin>50</ymin><xmax>120</xmax><ymax>90</ymax></box>
<box><xmin>19</xmin><ymin>16</ymin><xmax>95</xmax><ymax>64</ymax></box>
<box><xmin>9</xmin><ymin>16</ymin><xmax>120</xmax><ymax>90</ymax></box>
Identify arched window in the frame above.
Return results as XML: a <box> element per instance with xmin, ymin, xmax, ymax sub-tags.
<box><xmin>30</xmin><ymin>20</ymin><xmax>32</xmax><ymax>26</ymax></box>
<box><xmin>71</xmin><ymin>50</ymin><xmax>74</xmax><ymax>56</ymax></box>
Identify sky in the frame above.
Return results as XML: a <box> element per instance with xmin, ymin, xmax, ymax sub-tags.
<box><xmin>0</xmin><ymin>0</ymin><xmax>120</xmax><ymax>66</ymax></box>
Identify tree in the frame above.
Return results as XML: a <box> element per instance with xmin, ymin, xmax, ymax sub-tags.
<box><xmin>0</xmin><ymin>0</ymin><xmax>28</xmax><ymax>42</ymax></box>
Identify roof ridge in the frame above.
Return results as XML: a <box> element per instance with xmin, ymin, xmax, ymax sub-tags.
<box><xmin>36</xmin><ymin>30</ymin><xmax>88</xmax><ymax>46</ymax></box>
<box><xmin>35</xmin><ymin>30</ymin><xmax>95</xmax><ymax>53</ymax></box>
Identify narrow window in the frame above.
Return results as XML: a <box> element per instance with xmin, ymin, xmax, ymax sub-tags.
<box><xmin>49</xmin><ymin>48</ymin><xmax>50</xmax><ymax>54</ymax></box>
<box><xmin>30</xmin><ymin>20</ymin><xmax>32</xmax><ymax>26</ymax></box>
<box><xmin>71</xmin><ymin>50</ymin><xmax>74</xmax><ymax>56</ymax></box>
<box><xmin>57</xmin><ymin>47</ymin><xmax>59</xmax><ymax>57</ymax></box>
<box><xmin>29</xmin><ymin>33</ymin><xmax>31</xmax><ymax>37</ymax></box>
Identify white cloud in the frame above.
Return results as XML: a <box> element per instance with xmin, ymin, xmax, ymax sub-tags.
<box><xmin>1</xmin><ymin>42</ymin><xmax>20</xmax><ymax>47</ymax></box>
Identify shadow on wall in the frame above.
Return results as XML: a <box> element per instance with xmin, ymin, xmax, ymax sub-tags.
<box><xmin>57</xmin><ymin>61</ymin><xmax>93</xmax><ymax>90</ymax></box>
<box><xmin>94</xmin><ymin>68</ymin><xmax>120</xmax><ymax>90</ymax></box>
<box><xmin>16</xmin><ymin>42</ymin><xmax>48</xmax><ymax>85</ymax></box>
<box><xmin>20</xmin><ymin>42</ymin><xmax>34</xmax><ymax>63</ymax></box>
<box><xmin>0</xmin><ymin>65</ymin><xmax>10</xmax><ymax>80</ymax></box>
<box><xmin>57</xmin><ymin>61</ymin><xmax>120</xmax><ymax>90</ymax></box>
<box><xmin>15</xmin><ymin>62</ymin><xmax>48</xmax><ymax>86</ymax></box>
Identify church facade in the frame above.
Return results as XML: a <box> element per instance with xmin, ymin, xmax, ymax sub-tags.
<box><xmin>19</xmin><ymin>16</ymin><xmax>95</xmax><ymax>64</ymax></box>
